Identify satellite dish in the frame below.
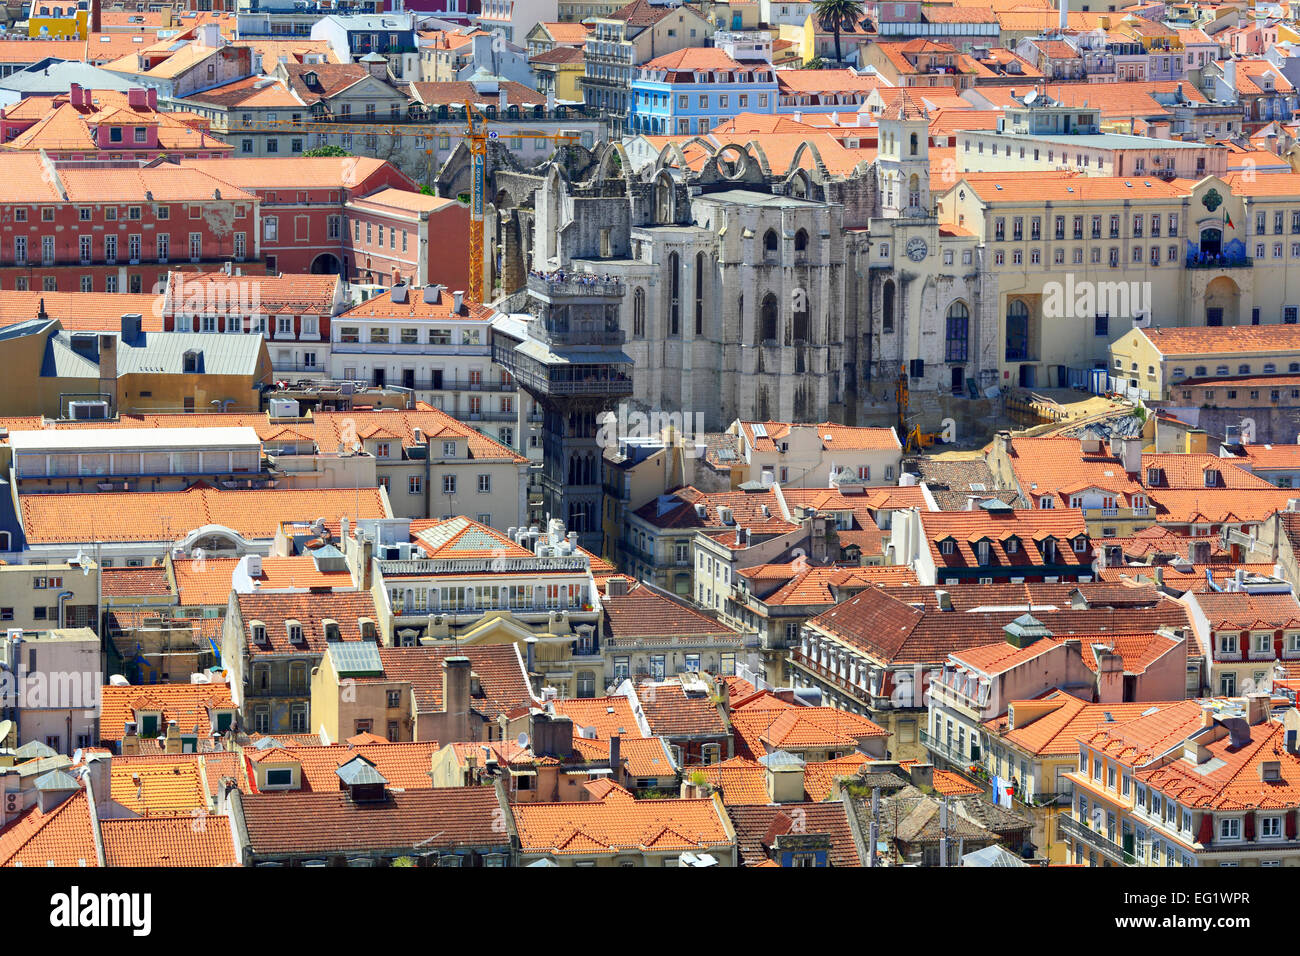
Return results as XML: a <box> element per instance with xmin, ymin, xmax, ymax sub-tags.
<box><xmin>516</xmin><ymin>732</ymin><xmax>529</xmax><ymax>749</ymax></box>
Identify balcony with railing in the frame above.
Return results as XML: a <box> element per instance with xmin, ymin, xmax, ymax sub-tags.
<box><xmin>919</xmin><ymin>730</ymin><xmax>970</xmax><ymax>766</ymax></box>
<box><xmin>1186</xmin><ymin>254</ymin><xmax>1252</xmax><ymax>269</ymax></box>
<box><xmin>1056</xmin><ymin>813</ymin><xmax>1136</xmax><ymax>865</ymax></box>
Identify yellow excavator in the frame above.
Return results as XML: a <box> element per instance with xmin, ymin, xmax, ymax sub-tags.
<box><xmin>895</xmin><ymin>365</ymin><xmax>938</xmax><ymax>454</ymax></box>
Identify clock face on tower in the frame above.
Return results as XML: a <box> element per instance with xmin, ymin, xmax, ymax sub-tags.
<box><xmin>906</xmin><ymin>237</ymin><xmax>928</xmax><ymax>262</ymax></box>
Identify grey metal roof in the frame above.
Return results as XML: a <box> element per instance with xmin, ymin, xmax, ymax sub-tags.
<box><xmin>115</xmin><ymin>331</ymin><xmax>265</xmax><ymax>376</ymax></box>
<box><xmin>336</xmin><ymin>755</ymin><xmax>388</xmax><ymax>786</ymax></box>
<box><xmin>15</xmin><ymin>739</ymin><xmax>57</xmax><ymax>759</ymax></box>
<box><xmin>1</xmin><ymin>62</ymin><xmax>136</xmax><ymax>95</ymax></box>
<box><xmin>33</xmin><ymin>769</ymin><xmax>79</xmax><ymax>791</ymax></box>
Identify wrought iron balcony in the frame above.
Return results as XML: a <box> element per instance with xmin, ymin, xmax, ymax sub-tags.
<box><xmin>1056</xmin><ymin>813</ymin><xmax>1136</xmax><ymax>866</ymax></box>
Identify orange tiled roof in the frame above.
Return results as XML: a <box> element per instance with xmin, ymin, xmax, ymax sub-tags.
<box><xmin>1140</xmin><ymin>453</ymin><xmax>1276</xmax><ymax>490</ymax></box>
<box><xmin>802</xmin><ymin>754</ymin><xmax>872</xmax><ymax>800</ymax></box>
<box><xmin>638</xmin><ymin>680</ymin><xmax>728</xmax><ymax>740</ymax></box>
<box><xmin>351</xmin><ymin>644</ymin><xmax>538</xmax><ymax>721</ymax></box>
<box><xmin>697</xmin><ymin>757</ymin><xmax>770</xmax><ymax>805</ymax></box>
<box><xmin>110</xmin><ymin>755</ymin><xmax>209</xmax><ymax>814</ymax></box>
<box><xmin>244</xmin><ymin>741</ymin><xmax>440</xmax><ymax>792</ymax></box>
<box><xmin>0</xmin><ymin>790</ymin><xmax>97</xmax><ymax>867</ymax></box>
<box><xmin>100</xmin><ymin>565</ymin><xmax>171</xmax><ymax>598</ymax></box>
<box><xmin>552</xmin><ymin>697</ymin><xmax>646</xmax><ymax>740</ymax></box>
<box><xmin>100</xmin><ymin>682</ymin><xmax>234</xmax><ymax>741</ymax></box>
<box><xmin>100</xmin><ymin>814</ymin><xmax>237</xmax><ymax>866</ymax></box>
<box><xmin>511</xmin><ymin>784</ymin><xmax>731</xmax><ymax>855</ymax></box>
<box><xmin>1140</xmin><ymin>324</ymin><xmax>1300</xmax><ymax>357</ymax></box>
<box><xmin>731</xmin><ymin>705</ymin><xmax>887</xmax><ymax>758</ymax></box>
<box><xmin>20</xmin><ymin>485</ymin><xmax>389</xmax><ymax>544</ymax></box>
<box><xmin>172</xmin><ymin>555</ymin><xmax>354</xmax><ymax>605</ymax></box>
<box><xmin>235</xmin><ymin>590</ymin><xmax>378</xmax><ymax>656</ymax></box>
<box><xmin>932</xmin><ymin>769</ymin><xmax>984</xmax><ymax>796</ymax></box>
<box><xmin>992</xmin><ymin>693</ymin><xmax>1188</xmax><ymax>757</ymax></box>
<box><xmin>604</xmin><ymin>584</ymin><xmax>736</xmax><ymax>641</ymax></box>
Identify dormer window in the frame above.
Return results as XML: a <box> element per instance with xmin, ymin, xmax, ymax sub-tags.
<box><xmin>359</xmin><ymin>619</ymin><xmax>377</xmax><ymax>641</ymax></box>
<box><xmin>1005</xmin><ymin>537</ymin><xmax>1019</xmax><ymax>554</ymax></box>
<box><xmin>1204</xmin><ymin>470</ymin><xmax>1220</xmax><ymax>488</ymax></box>
<box><xmin>939</xmin><ymin>538</ymin><xmax>955</xmax><ymax>555</ymax></box>
<box><xmin>1073</xmin><ymin>535</ymin><xmax>1089</xmax><ymax>553</ymax></box>
<box><xmin>1041</xmin><ymin>538</ymin><xmax>1057</xmax><ymax>562</ymax></box>
<box><xmin>322</xmin><ymin>619</ymin><xmax>341</xmax><ymax>642</ymax></box>
<box><xmin>250</xmin><ymin>620</ymin><xmax>267</xmax><ymax>644</ymax></box>
<box><xmin>304</xmin><ymin>71</ymin><xmax>319</xmax><ymax>89</ymax></box>
<box><xmin>286</xmin><ymin>620</ymin><xmax>304</xmax><ymax>644</ymax></box>
<box><xmin>183</xmin><ymin>349</ymin><xmax>200</xmax><ymax>373</ymax></box>
<box><xmin>976</xmin><ymin>540</ymin><xmax>991</xmax><ymax>565</ymax></box>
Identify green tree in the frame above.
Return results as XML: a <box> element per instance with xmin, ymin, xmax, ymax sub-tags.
<box><xmin>813</xmin><ymin>0</ymin><xmax>864</xmax><ymax>66</ymax></box>
<box><xmin>304</xmin><ymin>144</ymin><xmax>349</xmax><ymax>157</ymax></box>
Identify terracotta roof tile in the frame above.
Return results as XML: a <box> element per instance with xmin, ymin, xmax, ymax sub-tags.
<box><xmin>511</xmin><ymin>785</ymin><xmax>731</xmax><ymax>855</ymax></box>
<box><xmin>0</xmin><ymin>790</ymin><xmax>97</xmax><ymax>867</ymax></box>
<box><xmin>100</xmin><ymin>682</ymin><xmax>235</xmax><ymax>741</ymax></box>
<box><xmin>100</xmin><ymin>814</ymin><xmax>237</xmax><ymax>866</ymax></box>
<box><xmin>728</xmin><ymin>802</ymin><xmax>862</xmax><ymax>866</ymax></box>
<box><xmin>21</xmin><ymin>485</ymin><xmax>388</xmax><ymax>544</ymax></box>
<box><xmin>235</xmin><ymin>590</ymin><xmax>378</xmax><ymax>657</ymax></box>
<box><xmin>241</xmin><ymin>786</ymin><xmax>505</xmax><ymax>856</ymax></box>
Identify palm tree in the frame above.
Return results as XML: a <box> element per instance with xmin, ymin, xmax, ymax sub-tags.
<box><xmin>813</xmin><ymin>0</ymin><xmax>864</xmax><ymax>66</ymax></box>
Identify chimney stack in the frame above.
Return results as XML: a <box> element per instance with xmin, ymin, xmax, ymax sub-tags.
<box><xmin>1247</xmin><ymin>692</ymin><xmax>1271</xmax><ymax>726</ymax></box>
<box><xmin>443</xmin><ymin>657</ymin><xmax>472</xmax><ymax>741</ymax></box>
<box><xmin>122</xmin><ymin>720</ymin><xmax>139</xmax><ymax>756</ymax></box>
<box><xmin>609</xmin><ymin>734</ymin><xmax>621</xmax><ymax>781</ymax></box>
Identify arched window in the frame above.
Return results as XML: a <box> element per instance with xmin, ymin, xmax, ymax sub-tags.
<box><xmin>695</xmin><ymin>252</ymin><xmax>706</xmax><ymax>335</ymax></box>
<box><xmin>881</xmin><ymin>279</ymin><xmax>895</xmax><ymax>333</ymax></box>
<box><xmin>668</xmin><ymin>252</ymin><xmax>680</xmax><ymax>335</ymax></box>
<box><xmin>763</xmin><ymin>229</ymin><xmax>779</xmax><ymax>259</ymax></box>
<box><xmin>908</xmin><ymin>174</ymin><xmax>921</xmax><ymax>211</ymax></box>
<box><xmin>945</xmin><ymin>301</ymin><xmax>969</xmax><ymax>362</ymax></box>
<box><xmin>655</xmin><ymin>173</ymin><xmax>674</xmax><ymax>224</ymax></box>
<box><xmin>795</xmin><ymin>229</ymin><xmax>809</xmax><ymax>253</ymax></box>
<box><xmin>1006</xmin><ymin>299</ymin><xmax>1030</xmax><ymax>361</ymax></box>
<box><xmin>632</xmin><ymin>287</ymin><xmax>645</xmax><ymax>337</ymax></box>
<box><xmin>760</xmin><ymin>292</ymin><xmax>778</xmax><ymax>344</ymax></box>
<box><xmin>909</xmin><ymin>131</ymin><xmax>919</xmax><ymax>156</ymax></box>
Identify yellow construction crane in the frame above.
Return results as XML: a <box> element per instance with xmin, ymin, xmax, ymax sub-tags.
<box><xmin>245</xmin><ymin>108</ymin><xmax>580</xmax><ymax>302</ymax></box>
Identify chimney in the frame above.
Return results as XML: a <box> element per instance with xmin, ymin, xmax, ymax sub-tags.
<box><xmin>604</xmin><ymin>576</ymin><xmax>628</xmax><ymax>598</ymax></box>
<box><xmin>69</xmin><ymin>82</ymin><xmax>83</xmax><ymax>107</ymax></box>
<box><xmin>609</xmin><ymin>734</ymin><xmax>622</xmax><ymax>781</ymax></box>
<box><xmin>452</xmin><ymin>290</ymin><xmax>464</xmax><ymax>314</ymax></box>
<box><xmin>120</xmin><ymin>312</ymin><xmax>143</xmax><ymax>344</ymax></box>
<box><xmin>121</xmin><ymin>720</ymin><xmax>139</xmax><ymax>756</ymax></box>
<box><xmin>146</xmin><ymin>88</ymin><xmax>157</xmax><ymax>111</ymax></box>
<box><xmin>1095</xmin><ymin>647</ymin><xmax>1124</xmax><ymax>704</ymax></box>
<box><xmin>1247</xmin><ymin>692</ymin><xmax>1271</xmax><ymax>726</ymax></box>
<box><xmin>528</xmin><ymin>711</ymin><xmax>573</xmax><ymax>759</ymax></box>
<box><xmin>442</xmin><ymin>657</ymin><xmax>472</xmax><ymax>742</ymax></box>
<box><xmin>127</xmin><ymin>87</ymin><xmax>146</xmax><ymax>110</ymax></box>
<box><xmin>84</xmin><ymin>753</ymin><xmax>112</xmax><ymax>813</ymax></box>
<box><xmin>735</xmin><ymin>525</ymin><xmax>743</xmax><ymax>546</ymax></box>
<box><xmin>163</xmin><ymin>719</ymin><xmax>181</xmax><ymax>755</ymax></box>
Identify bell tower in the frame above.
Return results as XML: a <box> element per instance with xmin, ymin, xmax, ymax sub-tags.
<box><xmin>876</xmin><ymin>89</ymin><xmax>931</xmax><ymax>219</ymax></box>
